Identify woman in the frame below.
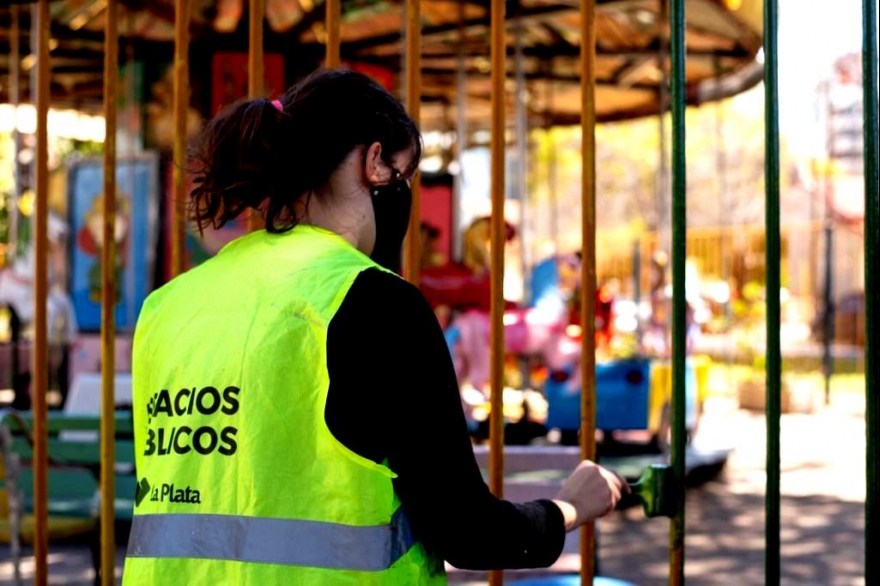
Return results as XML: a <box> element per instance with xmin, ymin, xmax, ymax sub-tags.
<box><xmin>123</xmin><ymin>69</ymin><xmax>626</xmax><ymax>585</ymax></box>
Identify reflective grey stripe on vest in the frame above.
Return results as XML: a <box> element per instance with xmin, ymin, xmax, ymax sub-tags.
<box><xmin>126</xmin><ymin>507</ymin><xmax>417</xmax><ymax>572</ymax></box>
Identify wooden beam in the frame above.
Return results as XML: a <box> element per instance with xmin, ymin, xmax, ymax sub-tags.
<box><xmin>344</xmin><ymin>3</ymin><xmax>569</xmax><ymax>52</ymax></box>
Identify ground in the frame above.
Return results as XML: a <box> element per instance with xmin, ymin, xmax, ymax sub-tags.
<box><xmin>0</xmin><ymin>392</ymin><xmax>867</xmax><ymax>585</ymax></box>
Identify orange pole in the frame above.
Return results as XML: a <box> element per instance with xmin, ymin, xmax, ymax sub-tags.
<box><xmin>32</xmin><ymin>1</ymin><xmax>50</xmax><ymax>583</ymax></box>
<box><xmin>100</xmin><ymin>1</ymin><xmax>119</xmax><ymax>583</ymax></box>
<box><xmin>325</xmin><ymin>0</ymin><xmax>341</xmax><ymax>68</ymax></box>
<box><xmin>171</xmin><ymin>0</ymin><xmax>191</xmax><ymax>278</ymax></box>
<box><xmin>488</xmin><ymin>0</ymin><xmax>506</xmax><ymax>584</ymax></box>
<box><xmin>247</xmin><ymin>0</ymin><xmax>265</xmax><ymax>232</ymax></box>
<box><xmin>579</xmin><ymin>0</ymin><xmax>598</xmax><ymax>582</ymax></box>
<box><xmin>404</xmin><ymin>0</ymin><xmax>421</xmax><ymax>284</ymax></box>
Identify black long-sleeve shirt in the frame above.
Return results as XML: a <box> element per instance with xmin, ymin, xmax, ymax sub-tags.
<box><xmin>324</xmin><ymin>268</ymin><xmax>565</xmax><ymax>570</ymax></box>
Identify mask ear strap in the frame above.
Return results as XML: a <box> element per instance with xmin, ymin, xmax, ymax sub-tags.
<box><xmin>371</xmin><ymin>168</ymin><xmax>403</xmax><ymax>197</ymax></box>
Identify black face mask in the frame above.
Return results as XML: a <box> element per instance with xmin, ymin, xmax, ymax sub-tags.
<box><xmin>369</xmin><ymin>171</ymin><xmax>412</xmax><ymax>273</ymax></box>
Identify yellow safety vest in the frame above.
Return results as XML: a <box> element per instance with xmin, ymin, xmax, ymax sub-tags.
<box><xmin>123</xmin><ymin>225</ymin><xmax>446</xmax><ymax>585</ymax></box>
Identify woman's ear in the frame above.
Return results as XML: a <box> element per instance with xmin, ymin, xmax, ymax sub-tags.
<box><xmin>364</xmin><ymin>142</ymin><xmax>386</xmax><ymax>184</ymax></box>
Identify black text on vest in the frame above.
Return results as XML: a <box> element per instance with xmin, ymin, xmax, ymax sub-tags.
<box><xmin>144</xmin><ymin>386</ymin><xmax>240</xmax><ymax>457</ymax></box>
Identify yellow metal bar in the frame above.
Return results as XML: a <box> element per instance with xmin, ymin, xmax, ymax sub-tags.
<box><xmin>579</xmin><ymin>0</ymin><xmax>598</xmax><ymax>582</ymax></box>
<box><xmin>404</xmin><ymin>0</ymin><xmax>421</xmax><ymax>284</ymax></box>
<box><xmin>171</xmin><ymin>0</ymin><xmax>191</xmax><ymax>278</ymax></box>
<box><xmin>32</xmin><ymin>1</ymin><xmax>51</xmax><ymax>583</ymax></box>
<box><xmin>100</xmin><ymin>1</ymin><xmax>119</xmax><ymax>583</ymax></box>
<box><xmin>247</xmin><ymin>0</ymin><xmax>265</xmax><ymax>232</ymax></box>
<box><xmin>452</xmin><ymin>0</ymin><xmax>466</xmax><ymax>263</ymax></box>
<box><xmin>248</xmin><ymin>0</ymin><xmax>264</xmax><ymax>96</ymax></box>
<box><xmin>488</xmin><ymin>0</ymin><xmax>506</xmax><ymax>584</ymax></box>
<box><xmin>325</xmin><ymin>0</ymin><xmax>341</xmax><ymax>68</ymax></box>
<box><xmin>9</xmin><ymin>4</ymin><xmax>21</xmax><ymax>258</ymax></box>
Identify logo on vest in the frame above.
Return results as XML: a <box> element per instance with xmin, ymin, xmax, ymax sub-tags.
<box><xmin>135</xmin><ymin>477</ymin><xmax>202</xmax><ymax>506</ymax></box>
<box><xmin>144</xmin><ymin>386</ymin><xmax>240</xmax><ymax>457</ymax></box>
<box><xmin>150</xmin><ymin>482</ymin><xmax>202</xmax><ymax>505</ymax></box>
<box><xmin>135</xmin><ymin>478</ymin><xmax>151</xmax><ymax>507</ymax></box>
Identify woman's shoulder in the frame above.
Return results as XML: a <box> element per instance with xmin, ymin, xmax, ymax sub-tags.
<box><xmin>349</xmin><ymin>268</ymin><xmax>426</xmax><ymax>305</ymax></box>
<box><xmin>338</xmin><ymin>268</ymin><xmax>436</xmax><ymax>329</ymax></box>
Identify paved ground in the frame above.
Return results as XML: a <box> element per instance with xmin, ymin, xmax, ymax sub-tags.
<box><xmin>452</xmin><ymin>394</ymin><xmax>867</xmax><ymax>585</ymax></box>
<box><xmin>0</xmin><ymin>394</ymin><xmax>867</xmax><ymax>585</ymax></box>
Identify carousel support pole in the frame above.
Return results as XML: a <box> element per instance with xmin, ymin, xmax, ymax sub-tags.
<box><xmin>488</xmin><ymin>0</ymin><xmax>507</xmax><ymax>584</ymax></box>
<box><xmin>657</xmin><ymin>0</ymin><xmax>670</xmax><ymax>257</ymax></box>
<box><xmin>325</xmin><ymin>0</ymin><xmax>340</xmax><ymax>68</ymax></box>
<box><xmin>453</xmin><ymin>0</ymin><xmax>467</xmax><ymax>263</ymax></box>
<box><xmin>579</xmin><ymin>0</ymin><xmax>598</xmax><ymax>582</ymax></box>
<box><xmin>546</xmin><ymin>58</ymin><xmax>559</xmax><ymax>252</ymax></box>
<box><xmin>32</xmin><ymin>0</ymin><xmax>51</xmax><ymax>582</ymax></box>
<box><xmin>514</xmin><ymin>1</ymin><xmax>529</xmax><ymax>299</ymax></box>
<box><xmin>404</xmin><ymin>0</ymin><xmax>421</xmax><ymax>284</ymax></box>
<box><xmin>9</xmin><ymin>4</ymin><xmax>21</xmax><ymax>261</ymax></box>
<box><xmin>247</xmin><ymin>0</ymin><xmax>266</xmax><ymax>232</ymax></box>
<box><xmin>8</xmin><ymin>10</ymin><xmax>22</xmax><ymax>571</ymax></box>
<box><xmin>171</xmin><ymin>0</ymin><xmax>191</xmax><ymax>279</ymax></box>
<box><xmin>100</xmin><ymin>2</ymin><xmax>119</xmax><ymax>583</ymax></box>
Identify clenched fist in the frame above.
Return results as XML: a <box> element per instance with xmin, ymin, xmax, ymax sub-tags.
<box><xmin>553</xmin><ymin>461</ymin><xmax>629</xmax><ymax>531</ymax></box>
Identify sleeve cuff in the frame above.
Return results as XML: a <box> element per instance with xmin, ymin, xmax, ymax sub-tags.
<box><xmin>532</xmin><ymin>499</ymin><xmax>567</xmax><ymax>567</ymax></box>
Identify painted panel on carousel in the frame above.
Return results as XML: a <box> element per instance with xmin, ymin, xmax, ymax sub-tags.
<box><xmin>68</xmin><ymin>152</ymin><xmax>160</xmax><ymax>331</ymax></box>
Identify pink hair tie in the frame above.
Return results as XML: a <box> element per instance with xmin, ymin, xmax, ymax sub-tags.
<box><xmin>271</xmin><ymin>99</ymin><xmax>283</xmax><ymax>111</ymax></box>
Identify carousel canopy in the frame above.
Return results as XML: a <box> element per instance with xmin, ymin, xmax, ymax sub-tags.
<box><xmin>0</xmin><ymin>0</ymin><xmax>764</xmax><ymax>131</ymax></box>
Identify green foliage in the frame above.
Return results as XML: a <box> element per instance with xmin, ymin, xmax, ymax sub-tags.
<box><xmin>55</xmin><ymin>137</ymin><xmax>103</xmax><ymax>162</ymax></box>
<box><xmin>730</xmin><ymin>279</ymin><xmax>768</xmax><ymax>373</ymax></box>
<box><xmin>0</xmin><ymin>132</ymin><xmax>13</xmax><ymax>196</ymax></box>
<box><xmin>0</xmin><ymin>133</ymin><xmax>14</xmax><ymax>254</ymax></box>
<box><xmin>527</xmin><ymin>89</ymin><xmax>792</xmax><ymax>244</ymax></box>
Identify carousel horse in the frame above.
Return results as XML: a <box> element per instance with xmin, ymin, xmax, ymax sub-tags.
<box><xmin>419</xmin><ymin>217</ymin><xmax>584</xmax><ymax>393</ymax></box>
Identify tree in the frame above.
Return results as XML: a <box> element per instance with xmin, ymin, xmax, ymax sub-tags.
<box><xmin>526</xmin><ymin>88</ymin><xmax>792</xmax><ymax>262</ymax></box>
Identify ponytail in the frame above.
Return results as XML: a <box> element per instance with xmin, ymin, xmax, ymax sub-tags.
<box><xmin>187</xmin><ymin>69</ymin><xmax>421</xmax><ymax>234</ymax></box>
<box><xmin>188</xmin><ymin>98</ymin><xmax>293</xmax><ymax>233</ymax></box>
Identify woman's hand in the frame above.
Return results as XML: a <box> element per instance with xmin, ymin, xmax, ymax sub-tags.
<box><xmin>553</xmin><ymin>460</ymin><xmax>630</xmax><ymax>531</ymax></box>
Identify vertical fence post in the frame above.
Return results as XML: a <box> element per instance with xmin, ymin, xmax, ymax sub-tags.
<box><xmin>579</xmin><ymin>0</ymin><xmax>598</xmax><ymax>582</ymax></box>
<box><xmin>488</xmin><ymin>0</ymin><xmax>506</xmax><ymax>584</ymax></box>
<box><xmin>32</xmin><ymin>1</ymin><xmax>51</xmax><ymax>583</ymax></box>
<box><xmin>822</xmin><ymin>217</ymin><xmax>834</xmax><ymax>402</ymax></box>
<box><xmin>452</xmin><ymin>0</ymin><xmax>466</xmax><ymax>264</ymax></box>
<box><xmin>171</xmin><ymin>0</ymin><xmax>191</xmax><ymax>279</ymax></box>
<box><xmin>514</xmin><ymin>2</ymin><xmax>528</xmax><ymax>297</ymax></box>
<box><xmin>862</xmin><ymin>0</ymin><xmax>879</xmax><ymax>582</ymax></box>
<box><xmin>248</xmin><ymin>0</ymin><xmax>265</xmax><ymax>102</ymax></box>
<box><xmin>404</xmin><ymin>0</ymin><xmax>421</xmax><ymax>284</ymax></box>
<box><xmin>100</xmin><ymin>1</ymin><xmax>119</xmax><ymax>583</ymax></box>
<box><xmin>9</xmin><ymin>4</ymin><xmax>21</xmax><ymax>259</ymax></box>
<box><xmin>668</xmin><ymin>0</ymin><xmax>687</xmax><ymax>583</ymax></box>
<box><xmin>657</xmin><ymin>0</ymin><xmax>670</xmax><ymax>258</ymax></box>
<box><xmin>325</xmin><ymin>0</ymin><xmax>341</xmax><ymax>68</ymax></box>
<box><xmin>247</xmin><ymin>0</ymin><xmax>266</xmax><ymax>232</ymax></box>
<box><xmin>545</xmin><ymin>59</ymin><xmax>559</xmax><ymax>251</ymax></box>
<box><xmin>763</xmin><ymin>0</ymin><xmax>781</xmax><ymax>583</ymax></box>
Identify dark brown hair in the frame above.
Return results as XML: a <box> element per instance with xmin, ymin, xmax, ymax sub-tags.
<box><xmin>188</xmin><ymin>69</ymin><xmax>421</xmax><ymax>233</ymax></box>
